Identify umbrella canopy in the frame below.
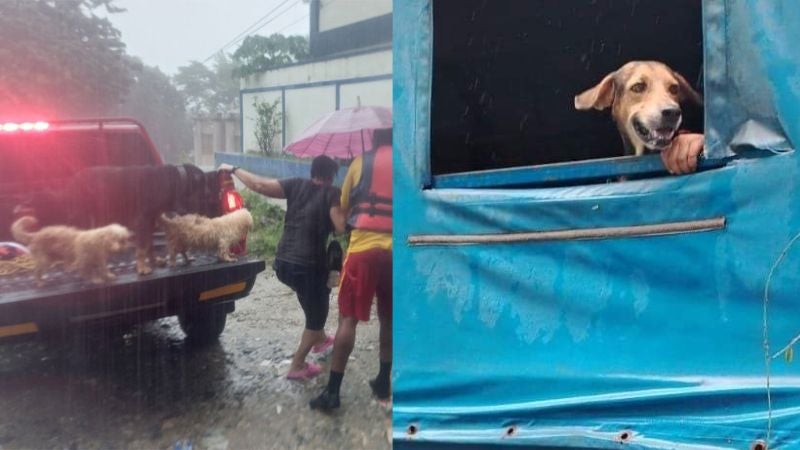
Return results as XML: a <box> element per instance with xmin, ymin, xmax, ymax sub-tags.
<box><xmin>283</xmin><ymin>105</ymin><xmax>392</xmax><ymax>159</ymax></box>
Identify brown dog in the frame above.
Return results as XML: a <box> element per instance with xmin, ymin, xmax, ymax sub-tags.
<box><xmin>159</xmin><ymin>209</ymin><xmax>253</xmax><ymax>267</ymax></box>
<box><xmin>11</xmin><ymin>216</ymin><xmax>131</xmax><ymax>285</ymax></box>
<box><xmin>575</xmin><ymin>61</ymin><xmax>703</xmax><ymax>156</ymax></box>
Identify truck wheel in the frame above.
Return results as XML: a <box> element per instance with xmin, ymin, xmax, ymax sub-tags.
<box><xmin>178</xmin><ymin>304</ymin><xmax>228</xmax><ymax>345</ymax></box>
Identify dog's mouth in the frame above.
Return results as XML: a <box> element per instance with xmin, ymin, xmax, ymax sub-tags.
<box><xmin>632</xmin><ymin>117</ymin><xmax>677</xmax><ymax>149</ymax></box>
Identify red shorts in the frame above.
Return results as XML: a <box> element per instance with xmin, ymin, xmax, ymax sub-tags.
<box><xmin>337</xmin><ymin>248</ymin><xmax>392</xmax><ymax>322</ymax></box>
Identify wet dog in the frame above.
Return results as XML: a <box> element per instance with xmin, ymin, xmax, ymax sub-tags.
<box><xmin>575</xmin><ymin>61</ymin><xmax>703</xmax><ymax>156</ymax></box>
<box><xmin>11</xmin><ymin>216</ymin><xmax>131</xmax><ymax>285</ymax></box>
<box><xmin>25</xmin><ymin>164</ymin><xmax>212</xmax><ymax>275</ymax></box>
<box><xmin>159</xmin><ymin>209</ymin><xmax>253</xmax><ymax>266</ymax></box>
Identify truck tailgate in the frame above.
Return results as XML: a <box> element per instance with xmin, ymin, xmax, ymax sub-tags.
<box><xmin>0</xmin><ymin>251</ymin><xmax>266</xmax><ymax>334</ymax></box>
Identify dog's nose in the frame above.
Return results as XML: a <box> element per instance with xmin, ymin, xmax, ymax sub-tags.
<box><xmin>661</xmin><ymin>108</ymin><xmax>682</xmax><ymax>120</ymax></box>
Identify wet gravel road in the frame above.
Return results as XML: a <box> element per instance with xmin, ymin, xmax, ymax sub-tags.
<box><xmin>0</xmin><ymin>271</ymin><xmax>391</xmax><ymax>450</ymax></box>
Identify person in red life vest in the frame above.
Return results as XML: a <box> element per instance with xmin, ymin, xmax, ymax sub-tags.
<box><xmin>310</xmin><ymin>128</ymin><xmax>393</xmax><ymax>411</ymax></box>
<box><xmin>218</xmin><ymin>156</ymin><xmax>341</xmax><ymax>381</ymax></box>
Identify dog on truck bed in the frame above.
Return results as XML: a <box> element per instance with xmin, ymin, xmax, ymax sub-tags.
<box><xmin>575</xmin><ymin>61</ymin><xmax>703</xmax><ymax>156</ymax></box>
<box><xmin>25</xmin><ymin>164</ymin><xmax>210</xmax><ymax>276</ymax></box>
<box><xmin>11</xmin><ymin>216</ymin><xmax>131</xmax><ymax>285</ymax></box>
<box><xmin>159</xmin><ymin>209</ymin><xmax>253</xmax><ymax>267</ymax></box>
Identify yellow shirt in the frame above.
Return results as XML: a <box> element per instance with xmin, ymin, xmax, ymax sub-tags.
<box><xmin>341</xmin><ymin>155</ymin><xmax>392</xmax><ymax>253</ymax></box>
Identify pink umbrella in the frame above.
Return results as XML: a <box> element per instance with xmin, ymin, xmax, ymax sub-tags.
<box><xmin>284</xmin><ymin>105</ymin><xmax>392</xmax><ymax>159</ymax></box>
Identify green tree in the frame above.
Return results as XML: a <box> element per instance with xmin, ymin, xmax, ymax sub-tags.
<box><xmin>174</xmin><ymin>53</ymin><xmax>239</xmax><ymax>115</ymax></box>
<box><xmin>0</xmin><ymin>0</ymin><xmax>135</xmax><ymax>118</ymax></box>
<box><xmin>232</xmin><ymin>34</ymin><xmax>309</xmax><ymax>78</ymax></box>
<box><xmin>253</xmin><ymin>98</ymin><xmax>282</xmax><ymax>154</ymax></box>
<box><xmin>116</xmin><ymin>60</ymin><xmax>192</xmax><ymax>163</ymax></box>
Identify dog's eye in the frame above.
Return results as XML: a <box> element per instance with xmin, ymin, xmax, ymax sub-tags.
<box><xmin>668</xmin><ymin>84</ymin><xmax>680</xmax><ymax>95</ymax></box>
<box><xmin>630</xmin><ymin>82</ymin><xmax>647</xmax><ymax>93</ymax></box>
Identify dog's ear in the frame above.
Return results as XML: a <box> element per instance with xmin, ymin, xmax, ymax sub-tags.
<box><xmin>575</xmin><ymin>72</ymin><xmax>617</xmax><ymax>111</ymax></box>
<box><xmin>674</xmin><ymin>71</ymin><xmax>703</xmax><ymax>106</ymax></box>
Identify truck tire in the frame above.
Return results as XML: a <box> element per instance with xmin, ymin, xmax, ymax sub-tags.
<box><xmin>178</xmin><ymin>304</ymin><xmax>228</xmax><ymax>345</ymax></box>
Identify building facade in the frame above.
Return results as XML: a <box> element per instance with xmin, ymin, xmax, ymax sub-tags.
<box><xmin>239</xmin><ymin>0</ymin><xmax>392</xmax><ymax>154</ymax></box>
<box><xmin>193</xmin><ymin>112</ymin><xmax>241</xmax><ymax>168</ymax></box>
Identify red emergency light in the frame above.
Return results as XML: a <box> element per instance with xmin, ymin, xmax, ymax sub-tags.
<box><xmin>1</xmin><ymin>122</ymin><xmax>49</xmax><ymax>132</ymax></box>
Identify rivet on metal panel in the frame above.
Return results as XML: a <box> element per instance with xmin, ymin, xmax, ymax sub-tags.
<box><xmin>503</xmin><ymin>425</ymin><xmax>517</xmax><ymax>438</ymax></box>
<box><xmin>406</xmin><ymin>424</ymin><xmax>418</xmax><ymax>437</ymax></box>
<box><xmin>751</xmin><ymin>440</ymin><xmax>767</xmax><ymax>450</ymax></box>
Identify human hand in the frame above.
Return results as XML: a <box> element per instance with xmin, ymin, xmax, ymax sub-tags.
<box><xmin>661</xmin><ymin>133</ymin><xmax>704</xmax><ymax>175</ymax></box>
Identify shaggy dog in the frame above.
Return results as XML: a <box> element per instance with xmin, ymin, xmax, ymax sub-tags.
<box><xmin>159</xmin><ymin>209</ymin><xmax>253</xmax><ymax>267</ymax></box>
<box><xmin>575</xmin><ymin>61</ymin><xmax>703</xmax><ymax>156</ymax></box>
<box><xmin>24</xmin><ymin>164</ymin><xmax>213</xmax><ymax>276</ymax></box>
<box><xmin>11</xmin><ymin>216</ymin><xmax>131</xmax><ymax>285</ymax></box>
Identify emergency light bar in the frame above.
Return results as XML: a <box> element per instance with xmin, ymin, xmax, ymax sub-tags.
<box><xmin>1</xmin><ymin>122</ymin><xmax>49</xmax><ymax>132</ymax></box>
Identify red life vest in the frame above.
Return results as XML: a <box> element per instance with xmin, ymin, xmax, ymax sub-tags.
<box><xmin>347</xmin><ymin>145</ymin><xmax>392</xmax><ymax>232</ymax></box>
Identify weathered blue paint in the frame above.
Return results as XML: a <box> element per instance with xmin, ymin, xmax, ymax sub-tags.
<box><xmin>394</xmin><ymin>0</ymin><xmax>800</xmax><ymax>448</ymax></box>
<box><xmin>215</xmin><ymin>152</ymin><xmax>347</xmax><ymax>186</ymax></box>
<box><xmin>433</xmin><ymin>154</ymin><xmax>734</xmax><ymax>190</ymax></box>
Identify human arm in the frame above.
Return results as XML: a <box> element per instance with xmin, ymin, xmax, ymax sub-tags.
<box><xmin>661</xmin><ymin>133</ymin><xmax>704</xmax><ymax>175</ymax></box>
<box><xmin>330</xmin><ymin>206</ymin><xmax>347</xmax><ymax>235</ymax></box>
<box><xmin>218</xmin><ymin>163</ymin><xmax>285</xmax><ymax>199</ymax></box>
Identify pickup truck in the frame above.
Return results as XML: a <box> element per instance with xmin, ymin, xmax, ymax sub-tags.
<box><xmin>0</xmin><ymin>118</ymin><xmax>265</xmax><ymax>344</ymax></box>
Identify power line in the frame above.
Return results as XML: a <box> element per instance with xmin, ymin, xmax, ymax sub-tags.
<box><xmin>276</xmin><ymin>12</ymin><xmax>309</xmax><ymax>34</ymax></box>
<box><xmin>202</xmin><ymin>0</ymin><xmax>294</xmax><ymax>62</ymax></box>
<box><xmin>235</xmin><ymin>0</ymin><xmax>303</xmax><ymax>43</ymax></box>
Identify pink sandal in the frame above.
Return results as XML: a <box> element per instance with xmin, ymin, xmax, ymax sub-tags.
<box><xmin>312</xmin><ymin>335</ymin><xmax>334</xmax><ymax>354</ymax></box>
<box><xmin>286</xmin><ymin>362</ymin><xmax>322</xmax><ymax>381</ymax></box>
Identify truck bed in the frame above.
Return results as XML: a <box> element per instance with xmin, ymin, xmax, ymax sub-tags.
<box><xmin>0</xmin><ymin>243</ymin><xmax>266</xmax><ymax>332</ymax></box>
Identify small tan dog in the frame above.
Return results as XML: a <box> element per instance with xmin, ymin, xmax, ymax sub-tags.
<box><xmin>575</xmin><ymin>61</ymin><xmax>703</xmax><ymax>156</ymax></box>
<box><xmin>11</xmin><ymin>216</ymin><xmax>131</xmax><ymax>285</ymax></box>
<box><xmin>159</xmin><ymin>209</ymin><xmax>253</xmax><ymax>267</ymax></box>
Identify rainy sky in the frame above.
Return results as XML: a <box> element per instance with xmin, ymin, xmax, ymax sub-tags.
<box><xmin>104</xmin><ymin>0</ymin><xmax>310</xmax><ymax>74</ymax></box>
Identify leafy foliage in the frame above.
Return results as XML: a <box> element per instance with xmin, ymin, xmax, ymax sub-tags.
<box><xmin>242</xmin><ymin>190</ymin><xmax>286</xmax><ymax>261</ymax></box>
<box><xmin>232</xmin><ymin>34</ymin><xmax>309</xmax><ymax>78</ymax></box>
<box><xmin>0</xmin><ymin>0</ymin><xmax>135</xmax><ymax>118</ymax></box>
<box><xmin>174</xmin><ymin>54</ymin><xmax>239</xmax><ymax>115</ymax></box>
<box><xmin>172</xmin><ymin>34</ymin><xmax>309</xmax><ymax>117</ymax></box>
<box><xmin>253</xmin><ymin>99</ymin><xmax>283</xmax><ymax>154</ymax></box>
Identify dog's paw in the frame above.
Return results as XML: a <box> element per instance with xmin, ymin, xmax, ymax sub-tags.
<box><xmin>137</xmin><ymin>265</ymin><xmax>153</xmax><ymax>276</ymax></box>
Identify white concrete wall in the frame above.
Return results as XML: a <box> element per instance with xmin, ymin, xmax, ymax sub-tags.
<box><xmin>339</xmin><ymin>79</ymin><xmax>392</xmax><ymax>109</ymax></box>
<box><xmin>319</xmin><ymin>0</ymin><xmax>392</xmax><ymax>32</ymax></box>
<box><xmin>241</xmin><ymin>48</ymin><xmax>392</xmax><ymax>155</ymax></box>
<box><xmin>242</xmin><ymin>49</ymin><xmax>391</xmax><ymax>90</ymax></box>
<box><xmin>284</xmin><ymin>86</ymin><xmax>337</xmax><ymax>147</ymax></box>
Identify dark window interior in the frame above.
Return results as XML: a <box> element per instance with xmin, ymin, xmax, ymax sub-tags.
<box><xmin>430</xmin><ymin>0</ymin><xmax>704</xmax><ymax>175</ymax></box>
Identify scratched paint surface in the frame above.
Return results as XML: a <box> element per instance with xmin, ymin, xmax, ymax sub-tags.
<box><xmin>394</xmin><ymin>0</ymin><xmax>800</xmax><ymax>448</ymax></box>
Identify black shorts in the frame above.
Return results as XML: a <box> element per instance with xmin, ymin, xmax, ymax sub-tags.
<box><xmin>273</xmin><ymin>259</ymin><xmax>330</xmax><ymax>331</ymax></box>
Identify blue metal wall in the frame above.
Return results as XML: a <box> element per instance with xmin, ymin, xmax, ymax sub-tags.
<box><xmin>393</xmin><ymin>1</ymin><xmax>800</xmax><ymax>448</ymax></box>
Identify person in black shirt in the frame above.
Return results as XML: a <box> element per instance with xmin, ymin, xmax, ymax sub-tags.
<box><xmin>219</xmin><ymin>156</ymin><xmax>344</xmax><ymax>380</ymax></box>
